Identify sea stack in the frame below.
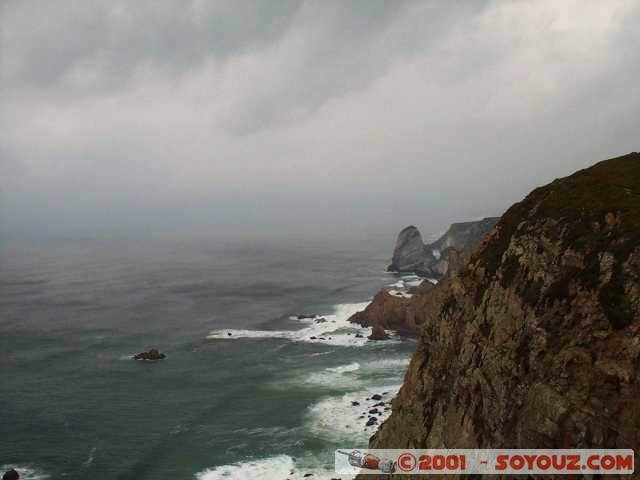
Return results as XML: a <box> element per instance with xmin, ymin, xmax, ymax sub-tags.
<box><xmin>367</xmin><ymin>323</ymin><xmax>390</xmax><ymax>341</ymax></box>
<box><xmin>388</xmin><ymin>225</ymin><xmax>434</xmax><ymax>273</ymax></box>
<box><xmin>387</xmin><ymin>218</ymin><xmax>498</xmax><ymax>278</ymax></box>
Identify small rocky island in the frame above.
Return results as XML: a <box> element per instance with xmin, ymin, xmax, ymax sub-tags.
<box><xmin>133</xmin><ymin>349</ymin><xmax>166</xmax><ymax>361</ymax></box>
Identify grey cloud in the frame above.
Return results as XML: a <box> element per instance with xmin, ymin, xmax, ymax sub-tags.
<box><xmin>1</xmin><ymin>0</ymin><xmax>301</xmax><ymax>87</ymax></box>
<box><xmin>1</xmin><ymin>0</ymin><xmax>639</xmax><ymax>241</ymax></box>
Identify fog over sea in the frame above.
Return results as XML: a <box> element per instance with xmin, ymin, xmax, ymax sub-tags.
<box><xmin>1</xmin><ymin>236</ymin><xmax>424</xmax><ymax>479</ymax></box>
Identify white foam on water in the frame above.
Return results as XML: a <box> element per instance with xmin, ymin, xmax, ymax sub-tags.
<box><xmin>206</xmin><ymin>329</ymin><xmax>292</xmax><ymax>340</ymax></box>
<box><xmin>195</xmin><ymin>455</ymin><xmax>352</xmax><ymax>480</ymax></box>
<box><xmin>387</xmin><ymin>289</ymin><xmax>412</xmax><ymax>298</ymax></box>
<box><xmin>0</xmin><ymin>466</ymin><xmax>49</xmax><ymax>480</ymax></box>
<box><xmin>305</xmin><ymin>362</ymin><xmax>362</xmax><ymax>388</ymax></box>
<box><xmin>326</xmin><ymin>362</ymin><xmax>360</xmax><ymax>373</ymax></box>
<box><xmin>387</xmin><ymin>280</ymin><xmax>404</xmax><ymax>288</ymax></box>
<box><xmin>83</xmin><ymin>446</ymin><xmax>97</xmax><ymax>467</ymax></box>
<box><xmin>305</xmin><ymin>350</ymin><xmax>333</xmax><ymax>357</ymax></box>
<box><xmin>363</xmin><ymin>357</ymin><xmax>411</xmax><ymax>370</ymax></box>
<box><xmin>400</xmin><ymin>274</ymin><xmax>421</xmax><ymax>282</ymax></box>
<box><xmin>118</xmin><ymin>353</ymin><xmax>137</xmax><ymax>360</ymax></box>
<box><xmin>306</xmin><ymin>384</ymin><xmax>402</xmax><ymax>443</ymax></box>
<box><xmin>207</xmin><ymin>302</ymin><xmax>373</xmax><ymax>347</ymax></box>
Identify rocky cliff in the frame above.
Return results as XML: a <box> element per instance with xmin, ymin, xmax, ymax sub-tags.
<box><xmin>357</xmin><ymin>152</ymin><xmax>640</xmax><ymax>479</ymax></box>
<box><xmin>352</xmin><ymin>231</ymin><xmax>489</xmax><ymax>336</ymax></box>
<box><xmin>388</xmin><ymin>218</ymin><xmax>498</xmax><ymax>278</ymax></box>
<box><xmin>387</xmin><ymin>226</ymin><xmax>435</xmax><ymax>274</ymax></box>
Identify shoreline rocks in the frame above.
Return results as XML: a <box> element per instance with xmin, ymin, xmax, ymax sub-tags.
<box><xmin>367</xmin><ymin>323</ymin><xmax>389</xmax><ymax>341</ymax></box>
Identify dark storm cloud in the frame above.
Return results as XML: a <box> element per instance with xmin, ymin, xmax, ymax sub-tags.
<box><xmin>1</xmin><ymin>0</ymin><xmax>639</xmax><ymax>240</ymax></box>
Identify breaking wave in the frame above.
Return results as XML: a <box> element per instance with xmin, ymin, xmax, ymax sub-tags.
<box><xmin>306</xmin><ymin>384</ymin><xmax>402</xmax><ymax>443</ymax></box>
<box><xmin>195</xmin><ymin>455</ymin><xmax>351</xmax><ymax>480</ymax></box>
<box><xmin>207</xmin><ymin>302</ymin><xmax>374</xmax><ymax>346</ymax></box>
<box><xmin>0</xmin><ymin>466</ymin><xmax>49</xmax><ymax>480</ymax></box>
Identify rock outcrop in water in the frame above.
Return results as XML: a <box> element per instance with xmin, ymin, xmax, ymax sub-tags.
<box><xmin>368</xmin><ymin>323</ymin><xmax>390</xmax><ymax>341</ymax></box>
<box><xmin>2</xmin><ymin>469</ymin><xmax>19</xmax><ymax>480</ymax></box>
<box><xmin>350</xmin><ymin>282</ymin><xmax>436</xmax><ymax>336</ymax></box>
<box><xmin>357</xmin><ymin>152</ymin><xmax>640</xmax><ymax>479</ymax></box>
<box><xmin>388</xmin><ymin>218</ymin><xmax>498</xmax><ymax>278</ymax></box>
<box><xmin>133</xmin><ymin>349</ymin><xmax>166</xmax><ymax>360</ymax></box>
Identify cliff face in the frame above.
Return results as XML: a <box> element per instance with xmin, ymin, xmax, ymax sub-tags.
<box><xmin>388</xmin><ymin>218</ymin><xmax>498</xmax><ymax>278</ymax></box>
<box><xmin>359</xmin><ymin>153</ymin><xmax>640</xmax><ymax>479</ymax></box>
<box><xmin>431</xmin><ymin>217</ymin><xmax>500</xmax><ymax>253</ymax></box>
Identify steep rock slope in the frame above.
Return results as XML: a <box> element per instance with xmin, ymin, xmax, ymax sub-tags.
<box><xmin>359</xmin><ymin>153</ymin><xmax>640</xmax><ymax>479</ymax></box>
<box><xmin>430</xmin><ymin>217</ymin><xmax>500</xmax><ymax>253</ymax></box>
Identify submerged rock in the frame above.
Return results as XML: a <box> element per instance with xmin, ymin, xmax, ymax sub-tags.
<box><xmin>133</xmin><ymin>349</ymin><xmax>166</xmax><ymax>361</ymax></box>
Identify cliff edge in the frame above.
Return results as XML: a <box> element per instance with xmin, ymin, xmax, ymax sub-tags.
<box><xmin>358</xmin><ymin>152</ymin><xmax>640</xmax><ymax>479</ymax></box>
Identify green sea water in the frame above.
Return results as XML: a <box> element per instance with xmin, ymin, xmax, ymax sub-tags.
<box><xmin>1</xmin><ymin>237</ymin><xmax>417</xmax><ymax>479</ymax></box>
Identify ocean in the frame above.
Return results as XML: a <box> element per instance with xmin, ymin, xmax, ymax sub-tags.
<box><xmin>1</xmin><ymin>236</ymin><xmax>417</xmax><ymax>479</ymax></box>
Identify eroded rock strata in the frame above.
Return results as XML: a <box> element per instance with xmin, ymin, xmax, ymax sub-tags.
<box><xmin>357</xmin><ymin>152</ymin><xmax>640</xmax><ymax>479</ymax></box>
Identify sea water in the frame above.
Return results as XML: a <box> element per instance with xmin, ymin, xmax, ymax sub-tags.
<box><xmin>1</xmin><ymin>236</ymin><xmax>417</xmax><ymax>479</ymax></box>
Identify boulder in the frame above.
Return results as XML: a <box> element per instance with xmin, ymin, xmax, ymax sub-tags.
<box><xmin>133</xmin><ymin>349</ymin><xmax>166</xmax><ymax>361</ymax></box>
<box><xmin>2</xmin><ymin>469</ymin><xmax>19</xmax><ymax>480</ymax></box>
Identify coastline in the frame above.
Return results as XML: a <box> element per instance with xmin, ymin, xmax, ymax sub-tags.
<box><xmin>199</xmin><ymin>296</ymin><xmax>413</xmax><ymax>480</ymax></box>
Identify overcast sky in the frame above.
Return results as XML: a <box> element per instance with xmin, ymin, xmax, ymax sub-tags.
<box><xmin>1</xmin><ymin>0</ymin><xmax>639</xmax><ymax>242</ymax></box>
